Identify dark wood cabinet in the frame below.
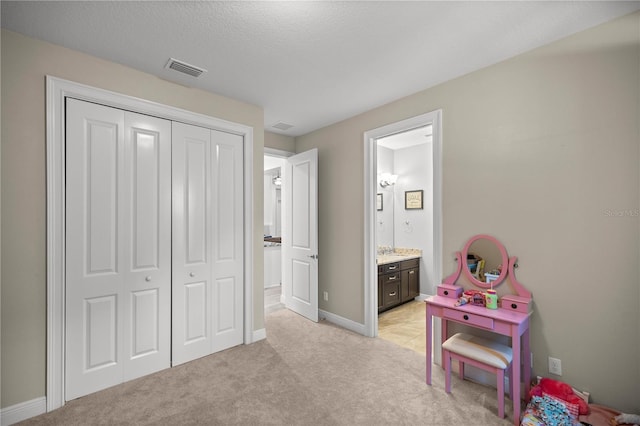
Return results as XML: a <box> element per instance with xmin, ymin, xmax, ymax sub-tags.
<box><xmin>378</xmin><ymin>258</ymin><xmax>420</xmax><ymax>313</ymax></box>
<box><xmin>382</xmin><ymin>272</ymin><xmax>401</xmax><ymax>309</ymax></box>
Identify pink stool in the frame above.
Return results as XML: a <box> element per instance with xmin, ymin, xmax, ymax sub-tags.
<box><xmin>442</xmin><ymin>333</ymin><xmax>513</xmax><ymax>418</ymax></box>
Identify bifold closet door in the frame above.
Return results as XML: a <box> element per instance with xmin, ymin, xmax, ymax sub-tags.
<box><xmin>65</xmin><ymin>99</ymin><xmax>171</xmax><ymax>400</ymax></box>
<box><xmin>172</xmin><ymin>122</ymin><xmax>244</xmax><ymax>366</ymax></box>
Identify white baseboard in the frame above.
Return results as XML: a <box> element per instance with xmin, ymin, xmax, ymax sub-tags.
<box><xmin>252</xmin><ymin>328</ymin><xmax>267</xmax><ymax>342</ymax></box>
<box><xmin>1</xmin><ymin>397</ymin><xmax>46</xmax><ymax>426</ymax></box>
<box><xmin>415</xmin><ymin>293</ymin><xmax>431</xmax><ymax>302</ymax></box>
<box><xmin>319</xmin><ymin>309</ymin><xmax>367</xmax><ymax>336</ymax></box>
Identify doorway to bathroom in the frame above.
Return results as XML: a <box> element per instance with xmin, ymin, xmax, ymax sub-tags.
<box><xmin>375</xmin><ymin>126</ymin><xmax>434</xmax><ymax>353</ymax></box>
<box><xmin>363</xmin><ymin>110</ymin><xmax>443</xmax><ymax>343</ymax></box>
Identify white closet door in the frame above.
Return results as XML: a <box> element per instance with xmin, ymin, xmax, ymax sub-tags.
<box><xmin>172</xmin><ymin>122</ymin><xmax>213</xmax><ymax>365</ymax></box>
<box><xmin>172</xmin><ymin>123</ymin><xmax>244</xmax><ymax>365</ymax></box>
<box><xmin>65</xmin><ymin>99</ymin><xmax>171</xmax><ymax>400</ymax></box>
<box><xmin>122</xmin><ymin>111</ymin><xmax>172</xmax><ymax>381</ymax></box>
<box><xmin>210</xmin><ymin>130</ymin><xmax>244</xmax><ymax>352</ymax></box>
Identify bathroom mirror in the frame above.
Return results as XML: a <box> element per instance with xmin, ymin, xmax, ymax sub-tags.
<box><xmin>461</xmin><ymin>234</ymin><xmax>508</xmax><ymax>289</ymax></box>
<box><xmin>375</xmin><ymin>125</ymin><xmax>432</xmax><ymax>251</ymax></box>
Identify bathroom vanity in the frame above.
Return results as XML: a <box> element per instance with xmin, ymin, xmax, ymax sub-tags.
<box><xmin>377</xmin><ymin>254</ymin><xmax>420</xmax><ymax>312</ymax></box>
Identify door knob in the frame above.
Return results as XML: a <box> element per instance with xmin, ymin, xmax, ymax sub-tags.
<box><xmin>307</xmin><ymin>254</ymin><xmax>318</xmax><ymax>260</ymax></box>
<box><xmin>145</xmin><ymin>276</ymin><xmax>151</xmax><ymax>282</ymax></box>
<box><xmin>189</xmin><ymin>272</ymin><xmax>195</xmax><ymax>277</ymax></box>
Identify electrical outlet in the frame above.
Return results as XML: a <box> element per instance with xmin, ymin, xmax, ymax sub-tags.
<box><xmin>323</xmin><ymin>291</ymin><xmax>329</xmax><ymax>301</ymax></box>
<box><xmin>548</xmin><ymin>357</ymin><xmax>562</xmax><ymax>375</ymax></box>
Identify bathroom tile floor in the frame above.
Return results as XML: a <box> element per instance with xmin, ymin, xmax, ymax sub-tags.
<box><xmin>377</xmin><ymin>300</ymin><xmax>426</xmax><ymax>355</ymax></box>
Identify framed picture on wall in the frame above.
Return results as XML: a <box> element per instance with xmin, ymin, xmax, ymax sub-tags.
<box><xmin>376</xmin><ymin>193</ymin><xmax>383</xmax><ymax>211</ymax></box>
<box><xmin>405</xmin><ymin>190</ymin><xmax>423</xmax><ymax>210</ymax></box>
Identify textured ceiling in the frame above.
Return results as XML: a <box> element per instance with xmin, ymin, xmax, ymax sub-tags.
<box><xmin>3</xmin><ymin>1</ymin><xmax>639</xmax><ymax>136</ymax></box>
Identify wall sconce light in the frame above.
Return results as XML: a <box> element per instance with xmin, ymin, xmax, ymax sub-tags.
<box><xmin>273</xmin><ymin>175</ymin><xmax>282</xmax><ymax>186</ymax></box>
<box><xmin>379</xmin><ymin>173</ymin><xmax>398</xmax><ymax>188</ymax></box>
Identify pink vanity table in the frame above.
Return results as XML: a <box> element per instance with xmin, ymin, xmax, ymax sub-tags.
<box><xmin>425</xmin><ymin>234</ymin><xmax>533</xmax><ymax>425</ymax></box>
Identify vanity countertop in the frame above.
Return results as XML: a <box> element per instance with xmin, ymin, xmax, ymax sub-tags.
<box><xmin>376</xmin><ymin>253</ymin><xmax>421</xmax><ymax>265</ymax></box>
<box><xmin>264</xmin><ymin>236</ymin><xmax>281</xmax><ymax>247</ymax></box>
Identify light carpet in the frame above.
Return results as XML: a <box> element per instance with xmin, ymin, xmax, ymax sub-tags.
<box><xmin>20</xmin><ymin>309</ymin><xmax>514</xmax><ymax>425</ymax></box>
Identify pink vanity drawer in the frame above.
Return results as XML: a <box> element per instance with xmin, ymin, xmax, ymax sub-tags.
<box><xmin>500</xmin><ymin>295</ymin><xmax>532</xmax><ymax>314</ymax></box>
<box><xmin>443</xmin><ymin>308</ymin><xmax>494</xmax><ymax>330</ymax></box>
<box><xmin>437</xmin><ymin>284</ymin><xmax>463</xmax><ymax>299</ymax></box>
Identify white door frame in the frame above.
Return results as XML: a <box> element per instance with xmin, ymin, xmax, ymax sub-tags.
<box><xmin>265</xmin><ymin>147</ymin><xmax>294</xmax><ymax>158</ymax></box>
<box><xmin>46</xmin><ymin>76</ymin><xmax>255</xmax><ymax>411</ymax></box>
<box><xmin>363</xmin><ymin>110</ymin><xmax>443</xmax><ymax>338</ymax></box>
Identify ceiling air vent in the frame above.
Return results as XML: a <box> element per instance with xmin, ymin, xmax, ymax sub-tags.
<box><xmin>165</xmin><ymin>58</ymin><xmax>207</xmax><ymax>78</ymax></box>
<box><xmin>272</xmin><ymin>122</ymin><xmax>294</xmax><ymax>131</ymax></box>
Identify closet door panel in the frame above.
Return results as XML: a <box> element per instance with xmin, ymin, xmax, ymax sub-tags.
<box><xmin>215</xmin><ymin>277</ymin><xmax>237</xmax><ymax>332</ymax></box>
<box><xmin>123</xmin><ymin>112</ymin><xmax>171</xmax><ymax>381</ymax></box>
<box><xmin>85</xmin><ymin>122</ymin><xmax>119</xmax><ymax>274</ymax></box>
<box><xmin>185</xmin><ymin>281</ymin><xmax>208</xmax><ymax>342</ymax></box>
<box><xmin>66</xmin><ymin>101</ymin><xmax>171</xmax><ymax>399</ymax></box>
<box><xmin>185</xmin><ymin>141</ymin><xmax>208</xmax><ymax>264</ymax></box>
<box><xmin>131</xmin><ymin>129</ymin><xmax>161</xmax><ymax>269</ymax></box>
<box><xmin>172</xmin><ymin>122</ymin><xmax>213</xmax><ymax>365</ymax></box>
<box><xmin>66</xmin><ymin>99</ymin><xmax>125</xmax><ymax>400</ymax></box>
<box><xmin>130</xmin><ymin>289</ymin><xmax>159</xmax><ymax>357</ymax></box>
<box><xmin>84</xmin><ymin>295</ymin><xmax>118</xmax><ymax>369</ymax></box>
<box><xmin>211</xmin><ymin>130</ymin><xmax>244</xmax><ymax>352</ymax></box>
<box><xmin>215</xmin><ymin>143</ymin><xmax>237</xmax><ymax>260</ymax></box>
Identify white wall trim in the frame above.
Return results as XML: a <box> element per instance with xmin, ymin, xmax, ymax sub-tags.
<box><xmin>363</xmin><ymin>111</ymin><xmax>443</xmax><ymax>338</ymax></box>
<box><xmin>46</xmin><ymin>76</ymin><xmax>255</xmax><ymax>412</ymax></box>
<box><xmin>363</xmin><ymin>126</ymin><xmax>378</xmax><ymax>338</ymax></box>
<box><xmin>414</xmin><ymin>293</ymin><xmax>432</xmax><ymax>302</ymax></box>
<box><xmin>264</xmin><ymin>147</ymin><xmax>294</xmax><ymax>158</ymax></box>
<box><xmin>243</xmin><ymin>127</ymin><xmax>256</xmax><ymax>347</ymax></box>
<box><xmin>252</xmin><ymin>328</ymin><xmax>267</xmax><ymax>342</ymax></box>
<box><xmin>319</xmin><ymin>309</ymin><xmax>367</xmax><ymax>336</ymax></box>
<box><xmin>0</xmin><ymin>397</ymin><xmax>46</xmax><ymax>426</ymax></box>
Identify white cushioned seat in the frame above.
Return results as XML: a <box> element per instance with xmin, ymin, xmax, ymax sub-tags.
<box><xmin>443</xmin><ymin>333</ymin><xmax>513</xmax><ymax>369</ymax></box>
<box><xmin>442</xmin><ymin>332</ymin><xmax>514</xmax><ymax>419</ymax></box>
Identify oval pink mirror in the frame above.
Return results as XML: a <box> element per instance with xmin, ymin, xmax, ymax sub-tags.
<box><xmin>461</xmin><ymin>234</ymin><xmax>509</xmax><ymax>289</ymax></box>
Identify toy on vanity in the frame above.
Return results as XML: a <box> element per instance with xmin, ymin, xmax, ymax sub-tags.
<box><xmin>453</xmin><ymin>289</ymin><xmax>498</xmax><ymax>309</ymax></box>
<box><xmin>455</xmin><ymin>290</ymin><xmax>485</xmax><ymax>306</ymax></box>
<box><xmin>437</xmin><ymin>234</ymin><xmax>532</xmax><ymax>313</ymax></box>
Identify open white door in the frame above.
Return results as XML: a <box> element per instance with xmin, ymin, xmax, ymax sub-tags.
<box><xmin>282</xmin><ymin>149</ymin><xmax>318</xmax><ymax>322</ymax></box>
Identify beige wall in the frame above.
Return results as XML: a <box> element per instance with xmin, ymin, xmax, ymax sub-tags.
<box><xmin>265</xmin><ymin>131</ymin><xmax>295</xmax><ymax>152</ymax></box>
<box><xmin>0</xmin><ymin>29</ymin><xmax>265</xmax><ymax>408</ymax></box>
<box><xmin>3</xmin><ymin>10</ymin><xmax>640</xmax><ymax>413</ymax></box>
<box><xmin>296</xmin><ymin>13</ymin><xmax>640</xmax><ymax>411</ymax></box>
